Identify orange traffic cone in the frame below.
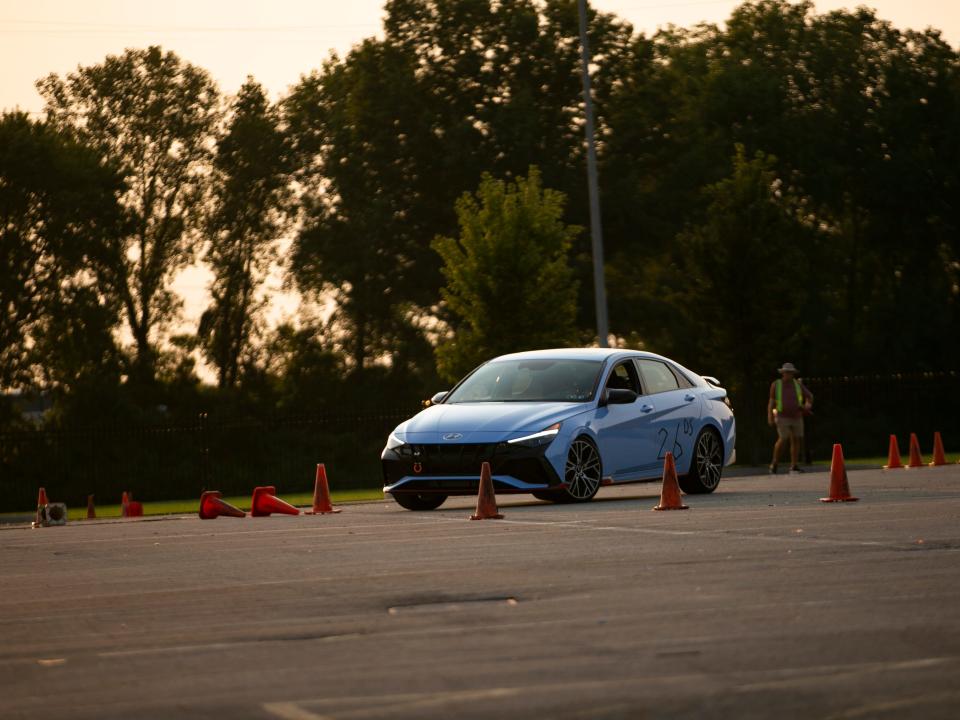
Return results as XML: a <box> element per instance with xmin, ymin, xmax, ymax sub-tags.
<box><xmin>34</xmin><ymin>487</ymin><xmax>49</xmax><ymax>526</ymax></box>
<box><xmin>470</xmin><ymin>462</ymin><xmax>503</xmax><ymax>520</ymax></box>
<box><xmin>906</xmin><ymin>433</ymin><xmax>924</xmax><ymax>468</ymax></box>
<box><xmin>821</xmin><ymin>444</ymin><xmax>859</xmax><ymax>502</ymax></box>
<box><xmin>250</xmin><ymin>486</ymin><xmax>300</xmax><ymax>517</ymax></box>
<box><xmin>120</xmin><ymin>491</ymin><xmax>130</xmax><ymax>518</ymax></box>
<box><xmin>199</xmin><ymin>490</ymin><xmax>245</xmax><ymax>519</ymax></box>
<box><xmin>653</xmin><ymin>452</ymin><xmax>689</xmax><ymax>511</ymax></box>
<box><xmin>930</xmin><ymin>432</ymin><xmax>947</xmax><ymax>467</ymax></box>
<box><xmin>86</xmin><ymin>495</ymin><xmax>96</xmax><ymax>519</ymax></box>
<box><xmin>883</xmin><ymin>435</ymin><xmax>903</xmax><ymax>470</ymax></box>
<box><xmin>305</xmin><ymin>464</ymin><xmax>341</xmax><ymax>515</ymax></box>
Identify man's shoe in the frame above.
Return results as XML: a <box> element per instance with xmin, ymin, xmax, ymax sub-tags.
<box><xmin>769</xmin><ymin>463</ymin><xmax>778</xmax><ymax>474</ymax></box>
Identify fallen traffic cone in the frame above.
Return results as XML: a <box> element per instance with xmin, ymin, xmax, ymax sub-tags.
<box><xmin>305</xmin><ymin>464</ymin><xmax>341</xmax><ymax>514</ymax></box>
<box><xmin>906</xmin><ymin>433</ymin><xmax>924</xmax><ymax>468</ymax></box>
<box><xmin>251</xmin><ymin>486</ymin><xmax>300</xmax><ymax>517</ymax></box>
<box><xmin>930</xmin><ymin>432</ymin><xmax>947</xmax><ymax>466</ymax></box>
<box><xmin>653</xmin><ymin>452</ymin><xmax>689</xmax><ymax>511</ymax></box>
<box><xmin>199</xmin><ymin>490</ymin><xmax>246</xmax><ymax>519</ymax></box>
<box><xmin>820</xmin><ymin>444</ymin><xmax>859</xmax><ymax>502</ymax></box>
<box><xmin>120</xmin><ymin>491</ymin><xmax>143</xmax><ymax>518</ymax></box>
<box><xmin>470</xmin><ymin>462</ymin><xmax>503</xmax><ymax>520</ymax></box>
<box><xmin>883</xmin><ymin>435</ymin><xmax>903</xmax><ymax>470</ymax></box>
<box><xmin>86</xmin><ymin>494</ymin><xmax>96</xmax><ymax>519</ymax></box>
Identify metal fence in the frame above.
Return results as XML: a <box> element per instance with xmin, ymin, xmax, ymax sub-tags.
<box><xmin>2</xmin><ymin>372</ymin><xmax>957</xmax><ymax>512</ymax></box>
<box><xmin>733</xmin><ymin>371</ymin><xmax>960</xmax><ymax>466</ymax></box>
<box><xmin>0</xmin><ymin>409</ymin><xmax>416</xmax><ymax>513</ymax></box>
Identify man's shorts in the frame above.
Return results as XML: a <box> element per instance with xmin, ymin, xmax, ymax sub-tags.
<box><xmin>775</xmin><ymin>415</ymin><xmax>804</xmax><ymax>440</ymax></box>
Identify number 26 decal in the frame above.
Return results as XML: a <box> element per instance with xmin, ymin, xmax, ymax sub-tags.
<box><xmin>658</xmin><ymin>420</ymin><xmax>695</xmax><ymax>459</ymax></box>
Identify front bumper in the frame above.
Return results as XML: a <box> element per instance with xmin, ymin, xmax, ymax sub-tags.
<box><xmin>382</xmin><ymin>441</ymin><xmax>563</xmax><ymax>495</ymax></box>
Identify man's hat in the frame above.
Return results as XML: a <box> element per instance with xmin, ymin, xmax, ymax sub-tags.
<box><xmin>778</xmin><ymin>362</ymin><xmax>798</xmax><ymax>374</ymax></box>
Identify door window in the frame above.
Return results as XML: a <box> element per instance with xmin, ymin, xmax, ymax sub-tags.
<box><xmin>636</xmin><ymin>359</ymin><xmax>680</xmax><ymax>394</ymax></box>
<box><xmin>605</xmin><ymin>361</ymin><xmax>641</xmax><ymax>393</ymax></box>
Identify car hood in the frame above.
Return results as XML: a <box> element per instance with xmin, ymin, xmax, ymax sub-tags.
<box><xmin>395</xmin><ymin>402</ymin><xmax>585</xmax><ymax>442</ymax></box>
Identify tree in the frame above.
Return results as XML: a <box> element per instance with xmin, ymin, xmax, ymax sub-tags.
<box><xmin>433</xmin><ymin>168</ymin><xmax>580</xmax><ymax>381</ymax></box>
<box><xmin>0</xmin><ymin>112</ymin><xmax>125</xmax><ymax>392</ymax></box>
<box><xmin>664</xmin><ymin>146</ymin><xmax>819</xmax><ymax>456</ymax></box>
<box><xmin>285</xmin><ymin>1</ymin><xmax>633</xmax><ymax>374</ymax></box>
<box><xmin>38</xmin><ymin>46</ymin><xmax>221</xmax><ymax>384</ymax></box>
<box><xmin>199</xmin><ymin>78</ymin><xmax>290</xmax><ymax>389</ymax></box>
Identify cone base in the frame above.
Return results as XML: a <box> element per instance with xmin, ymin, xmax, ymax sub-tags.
<box><xmin>820</xmin><ymin>496</ymin><xmax>859</xmax><ymax>503</ymax></box>
<box><xmin>653</xmin><ymin>504</ymin><xmax>689</xmax><ymax>511</ymax></box>
<box><xmin>882</xmin><ymin>464</ymin><xmax>903</xmax><ymax>470</ymax></box>
<box><xmin>905</xmin><ymin>465</ymin><xmax>925</xmax><ymax>469</ymax></box>
<box><xmin>470</xmin><ymin>513</ymin><xmax>504</xmax><ymax>520</ymax></box>
<box><xmin>929</xmin><ymin>462</ymin><xmax>946</xmax><ymax>467</ymax></box>
<box><xmin>305</xmin><ymin>508</ymin><xmax>341</xmax><ymax>515</ymax></box>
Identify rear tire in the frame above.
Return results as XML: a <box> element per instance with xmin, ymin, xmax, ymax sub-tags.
<box><xmin>679</xmin><ymin>428</ymin><xmax>724</xmax><ymax>494</ymax></box>
<box><xmin>392</xmin><ymin>493</ymin><xmax>448</xmax><ymax>511</ymax></box>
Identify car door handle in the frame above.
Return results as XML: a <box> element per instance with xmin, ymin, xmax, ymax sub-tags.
<box><xmin>640</xmin><ymin>404</ymin><xmax>654</xmax><ymax>413</ymax></box>
<box><xmin>684</xmin><ymin>394</ymin><xmax>696</xmax><ymax>402</ymax></box>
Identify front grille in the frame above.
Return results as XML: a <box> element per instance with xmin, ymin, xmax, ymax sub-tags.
<box><xmin>408</xmin><ymin>444</ymin><xmax>500</xmax><ymax>475</ymax></box>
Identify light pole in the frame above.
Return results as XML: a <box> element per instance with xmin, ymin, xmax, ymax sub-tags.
<box><xmin>577</xmin><ymin>0</ymin><xmax>609</xmax><ymax>347</ymax></box>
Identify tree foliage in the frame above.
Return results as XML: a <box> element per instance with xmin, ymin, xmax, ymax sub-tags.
<box><xmin>0</xmin><ymin>112</ymin><xmax>125</xmax><ymax>392</ymax></box>
<box><xmin>200</xmin><ymin>78</ymin><xmax>290</xmax><ymax>389</ymax></box>
<box><xmin>433</xmin><ymin>168</ymin><xmax>580</xmax><ymax>381</ymax></box>
<box><xmin>38</xmin><ymin>46</ymin><xmax>221</xmax><ymax>384</ymax></box>
<box><xmin>4</xmin><ymin>0</ymin><xmax>959</xmax><ymax>448</ymax></box>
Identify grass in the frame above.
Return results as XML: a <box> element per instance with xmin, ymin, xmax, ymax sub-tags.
<box><xmin>3</xmin><ymin>488</ymin><xmax>387</xmax><ymax>522</ymax></box>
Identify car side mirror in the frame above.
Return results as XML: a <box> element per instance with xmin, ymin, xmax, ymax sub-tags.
<box><xmin>601</xmin><ymin>388</ymin><xmax>638</xmax><ymax>406</ymax></box>
<box><xmin>424</xmin><ymin>391</ymin><xmax>449</xmax><ymax>408</ymax></box>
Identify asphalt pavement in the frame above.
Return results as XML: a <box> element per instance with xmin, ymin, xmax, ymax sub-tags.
<box><xmin>2</xmin><ymin>465</ymin><xmax>959</xmax><ymax>719</ymax></box>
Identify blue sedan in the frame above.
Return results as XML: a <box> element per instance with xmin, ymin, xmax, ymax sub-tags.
<box><xmin>381</xmin><ymin>348</ymin><xmax>736</xmax><ymax>510</ymax></box>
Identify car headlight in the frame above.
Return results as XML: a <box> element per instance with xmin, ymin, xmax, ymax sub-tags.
<box><xmin>386</xmin><ymin>432</ymin><xmax>406</xmax><ymax>450</ymax></box>
<box><xmin>507</xmin><ymin>422</ymin><xmax>561</xmax><ymax>448</ymax></box>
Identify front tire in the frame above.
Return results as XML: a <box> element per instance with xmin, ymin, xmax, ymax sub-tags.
<box><xmin>392</xmin><ymin>493</ymin><xmax>448</xmax><ymax>511</ymax></box>
<box><xmin>679</xmin><ymin>428</ymin><xmax>724</xmax><ymax>494</ymax></box>
<box><xmin>535</xmin><ymin>436</ymin><xmax>602</xmax><ymax>503</ymax></box>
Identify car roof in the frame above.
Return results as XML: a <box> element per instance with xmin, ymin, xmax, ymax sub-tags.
<box><xmin>489</xmin><ymin>348</ymin><xmax>670</xmax><ymax>363</ymax></box>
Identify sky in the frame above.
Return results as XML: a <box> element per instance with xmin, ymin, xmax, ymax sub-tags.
<box><xmin>2</xmin><ymin>0</ymin><xmax>958</xmax><ymax>362</ymax></box>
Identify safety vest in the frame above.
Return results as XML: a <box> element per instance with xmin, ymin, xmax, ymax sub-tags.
<box><xmin>775</xmin><ymin>379</ymin><xmax>803</xmax><ymax>413</ymax></box>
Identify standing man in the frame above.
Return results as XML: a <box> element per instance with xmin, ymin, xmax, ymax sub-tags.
<box><xmin>767</xmin><ymin>362</ymin><xmax>813</xmax><ymax>474</ymax></box>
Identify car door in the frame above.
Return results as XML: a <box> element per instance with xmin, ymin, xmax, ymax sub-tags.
<box><xmin>634</xmin><ymin>358</ymin><xmax>702</xmax><ymax>474</ymax></box>
<box><xmin>590</xmin><ymin>360</ymin><xmax>649</xmax><ymax>479</ymax></box>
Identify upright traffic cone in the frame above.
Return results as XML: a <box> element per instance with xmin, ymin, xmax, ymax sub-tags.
<box><xmin>250</xmin><ymin>486</ymin><xmax>300</xmax><ymax>517</ymax></box>
<box><xmin>120</xmin><ymin>491</ymin><xmax>130</xmax><ymax>517</ymax></box>
<box><xmin>820</xmin><ymin>444</ymin><xmax>858</xmax><ymax>502</ymax></box>
<box><xmin>86</xmin><ymin>495</ymin><xmax>96</xmax><ymax>519</ymax></box>
<box><xmin>470</xmin><ymin>462</ymin><xmax>503</xmax><ymax>520</ymax></box>
<box><xmin>883</xmin><ymin>435</ymin><xmax>903</xmax><ymax>470</ymax></box>
<box><xmin>34</xmin><ymin>487</ymin><xmax>49</xmax><ymax>526</ymax></box>
<box><xmin>930</xmin><ymin>432</ymin><xmax>947</xmax><ymax>467</ymax></box>
<box><xmin>906</xmin><ymin>433</ymin><xmax>924</xmax><ymax>468</ymax></box>
<box><xmin>305</xmin><ymin>464</ymin><xmax>341</xmax><ymax>514</ymax></box>
<box><xmin>199</xmin><ymin>490</ymin><xmax>246</xmax><ymax>519</ymax></box>
<box><xmin>653</xmin><ymin>452</ymin><xmax>689</xmax><ymax>510</ymax></box>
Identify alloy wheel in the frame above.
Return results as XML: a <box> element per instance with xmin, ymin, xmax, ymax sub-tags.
<box><xmin>565</xmin><ymin>438</ymin><xmax>602</xmax><ymax>500</ymax></box>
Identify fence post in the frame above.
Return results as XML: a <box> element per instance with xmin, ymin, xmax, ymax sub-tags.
<box><xmin>199</xmin><ymin>412</ymin><xmax>209</xmax><ymax>490</ymax></box>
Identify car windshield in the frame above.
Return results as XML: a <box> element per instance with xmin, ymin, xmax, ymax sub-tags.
<box><xmin>445</xmin><ymin>359</ymin><xmax>603</xmax><ymax>403</ymax></box>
